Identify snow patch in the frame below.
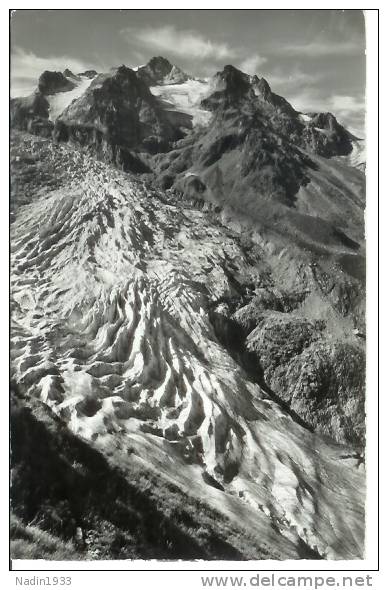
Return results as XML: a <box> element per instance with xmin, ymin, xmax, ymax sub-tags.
<box><xmin>337</xmin><ymin>139</ymin><xmax>366</xmax><ymax>170</ymax></box>
<box><xmin>47</xmin><ymin>75</ymin><xmax>95</xmax><ymax>121</ymax></box>
<box><xmin>151</xmin><ymin>79</ymin><xmax>213</xmax><ymax>128</ymax></box>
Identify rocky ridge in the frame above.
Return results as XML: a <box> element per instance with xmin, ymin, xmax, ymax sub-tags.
<box><xmin>137</xmin><ymin>56</ymin><xmax>191</xmax><ymax>86</ymax></box>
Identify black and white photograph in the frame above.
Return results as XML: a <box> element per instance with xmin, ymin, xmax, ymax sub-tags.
<box><xmin>8</xmin><ymin>8</ymin><xmax>377</xmax><ymax>568</ymax></box>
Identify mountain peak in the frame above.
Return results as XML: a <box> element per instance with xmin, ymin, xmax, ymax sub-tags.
<box><xmin>218</xmin><ymin>64</ymin><xmax>250</xmax><ymax>83</ymax></box>
<box><xmin>115</xmin><ymin>64</ymin><xmax>138</xmax><ymax>78</ymax></box>
<box><xmin>38</xmin><ymin>70</ymin><xmax>76</xmax><ymax>95</ymax></box>
<box><xmin>253</xmin><ymin>76</ymin><xmax>271</xmax><ymax>98</ymax></box>
<box><xmin>77</xmin><ymin>69</ymin><xmax>98</xmax><ymax>79</ymax></box>
<box><xmin>11</xmin><ymin>57</ymin><xmax>358</xmax><ymax>165</ymax></box>
<box><xmin>148</xmin><ymin>55</ymin><xmax>174</xmax><ymax>70</ymax></box>
<box><xmin>137</xmin><ymin>56</ymin><xmax>191</xmax><ymax>86</ymax></box>
<box><xmin>211</xmin><ymin>65</ymin><xmax>252</xmax><ymax>99</ymax></box>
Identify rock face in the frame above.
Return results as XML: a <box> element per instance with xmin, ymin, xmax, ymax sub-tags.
<box><xmin>10</xmin><ymin>70</ymin><xmax>81</xmax><ymax>135</ymax></box>
<box><xmin>63</xmin><ymin>69</ymin><xmax>81</xmax><ymax>82</ymax></box>
<box><xmin>77</xmin><ymin>69</ymin><xmax>98</xmax><ymax>79</ymax></box>
<box><xmin>304</xmin><ymin>111</ymin><xmax>355</xmax><ymax>156</ymax></box>
<box><xmin>54</xmin><ymin>65</ymin><xmax>186</xmax><ymax>171</ymax></box>
<box><xmin>156</xmin><ymin>66</ymin><xmax>311</xmax><ymax>207</ymax></box>
<box><xmin>204</xmin><ymin>66</ymin><xmax>295</xmax><ymax>120</ymax></box>
<box><xmin>38</xmin><ymin>70</ymin><xmax>76</xmax><ymax>95</ymax></box>
<box><xmin>251</xmin><ymin>75</ymin><xmax>297</xmax><ymax>117</ymax></box>
<box><xmin>201</xmin><ymin>66</ymin><xmax>352</xmax><ymax>155</ymax></box>
<box><xmin>137</xmin><ymin>56</ymin><xmax>190</xmax><ymax>86</ymax></box>
<box><xmin>207</xmin><ymin>249</ymin><xmax>365</xmax><ymax>448</ymax></box>
<box><xmin>10</xmin><ymin>92</ymin><xmax>53</xmax><ymax>136</ymax></box>
<box><xmin>241</xmin><ymin>311</ymin><xmax>365</xmax><ymax>444</ymax></box>
<box><xmin>153</xmin><ymin>66</ymin><xmax>360</xmax><ymax>241</ymax></box>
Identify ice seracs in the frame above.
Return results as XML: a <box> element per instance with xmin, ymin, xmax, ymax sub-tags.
<box><xmin>11</xmin><ymin>138</ymin><xmax>365</xmax><ymax>560</ymax></box>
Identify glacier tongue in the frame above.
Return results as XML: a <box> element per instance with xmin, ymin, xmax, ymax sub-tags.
<box><xmin>11</xmin><ymin>137</ymin><xmax>364</xmax><ymax>560</ymax></box>
<box><xmin>47</xmin><ymin>75</ymin><xmax>96</xmax><ymax>121</ymax></box>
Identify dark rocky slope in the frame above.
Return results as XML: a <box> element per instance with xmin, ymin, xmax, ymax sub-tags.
<box><xmin>10</xmin><ymin>69</ymin><xmax>81</xmax><ymax>137</ymax></box>
<box><xmin>38</xmin><ymin>70</ymin><xmax>76</xmax><ymax>95</ymax></box>
<box><xmin>154</xmin><ymin>65</ymin><xmax>355</xmax><ymax>205</ymax></box>
<box><xmin>152</xmin><ymin>66</ymin><xmax>363</xmax><ymax>263</ymax></box>
<box><xmin>52</xmin><ymin>65</ymin><xmax>189</xmax><ymax>172</ymax></box>
<box><xmin>10</xmin><ymin>92</ymin><xmax>53</xmax><ymax>137</ymax></box>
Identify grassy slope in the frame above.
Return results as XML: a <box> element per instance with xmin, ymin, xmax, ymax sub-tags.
<box><xmin>11</xmin><ymin>389</ymin><xmax>300</xmax><ymax>561</ymax></box>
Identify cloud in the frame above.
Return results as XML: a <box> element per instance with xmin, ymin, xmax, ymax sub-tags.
<box><xmin>286</xmin><ymin>88</ymin><xmax>365</xmax><ymax>137</ymax></box>
<box><xmin>328</xmin><ymin>94</ymin><xmax>365</xmax><ymax>137</ymax></box>
<box><xmin>11</xmin><ymin>47</ymin><xmax>97</xmax><ymax>97</ymax></box>
<box><xmin>329</xmin><ymin>94</ymin><xmax>364</xmax><ymax>115</ymax></box>
<box><xmin>121</xmin><ymin>25</ymin><xmax>236</xmax><ymax>61</ymax></box>
<box><xmin>286</xmin><ymin>89</ymin><xmax>327</xmax><ymax>113</ymax></box>
<box><xmin>280</xmin><ymin>39</ymin><xmax>361</xmax><ymax>57</ymax></box>
<box><xmin>287</xmin><ymin>89</ymin><xmax>362</xmax><ymax>115</ymax></box>
<box><xmin>239</xmin><ymin>54</ymin><xmax>267</xmax><ymax>75</ymax></box>
<box><xmin>265</xmin><ymin>68</ymin><xmax>321</xmax><ymax>92</ymax></box>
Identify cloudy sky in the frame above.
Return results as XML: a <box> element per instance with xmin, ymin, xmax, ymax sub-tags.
<box><xmin>11</xmin><ymin>9</ymin><xmax>366</xmax><ymax>136</ymax></box>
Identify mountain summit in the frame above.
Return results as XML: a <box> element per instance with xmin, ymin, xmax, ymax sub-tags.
<box><xmin>137</xmin><ymin>56</ymin><xmax>191</xmax><ymax>86</ymax></box>
<box><xmin>11</xmin><ymin>59</ymin><xmax>358</xmax><ymax>170</ymax></box>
